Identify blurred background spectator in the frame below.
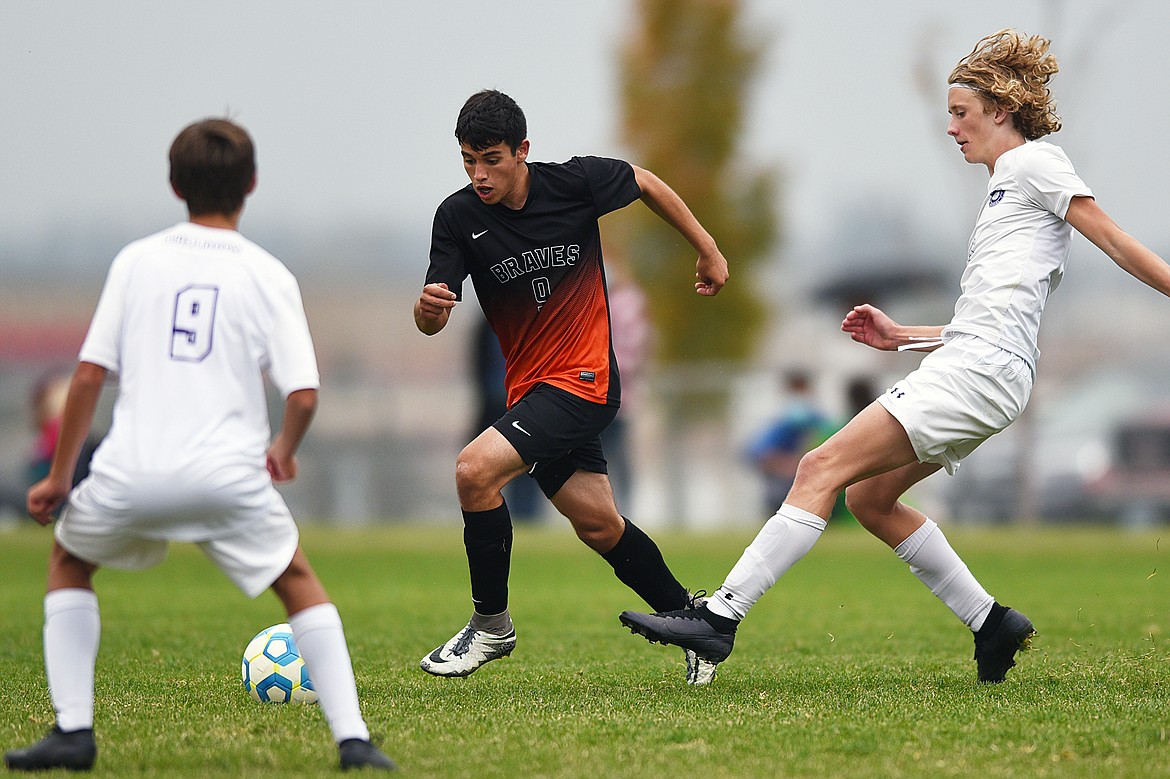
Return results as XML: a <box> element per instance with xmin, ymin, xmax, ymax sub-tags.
<box><xmin>600</xmin><ymin>262</ymin><xmax>651</xmax><ymax>514</ymax></box>
<box><xmin>0</xmin><ymin>370</ymin><xmax>100</xmax><ymax>522</ymax></box>
<box><xmin>746</xmin><ymin>370</ymin><xmax>833</xmax><ymax>513</ymax></box>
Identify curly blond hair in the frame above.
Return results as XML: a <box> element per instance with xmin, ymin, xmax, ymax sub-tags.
<box><xmin>948</xmin><ymin>29</ymin><xmax>1062</xmax><ymax>140</ymax></box>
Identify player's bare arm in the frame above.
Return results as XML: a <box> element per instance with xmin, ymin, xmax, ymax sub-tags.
<box><xmin>1065</xmin><ymin>196</ymin><xmax>1170</xmax><ymax>298</ymax></box>
<box><xmin>841</xmin><ymin>304</ymin><xmax>945</xmax><ymax>352</ymax></box>
<box><xmin>267</xmin><ymin>388</ymin><xmax>318</xmax><ymax>484</ymax></box>
<box><xmin>26</xmin><ymin>361</ymin><xmax>107</xmax><ymax>524</ymax></box>
<box><xmin>631</xmin><ymin>165</ymin><xmax>729</xmax><ymax>296</ymax></box>
<box><xmin>414</xmin><ymin>282</ymin><xmax>457</xmax><ymax>335</ymax></box>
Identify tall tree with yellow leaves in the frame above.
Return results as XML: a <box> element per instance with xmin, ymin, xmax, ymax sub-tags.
<box><xmin>610</xmin><ymin>0</ymin><xmax>779</xmax><ymax>368</ymax></box>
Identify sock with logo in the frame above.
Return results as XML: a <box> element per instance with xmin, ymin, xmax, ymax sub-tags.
<box><xmin>696</xmin><ymin>605</ymin><xmax>739</xmax><ymax>634</ymax></box>
<box><xmin>894</xmin><ymin>518</ymin><xmax>995</xmax><ymax>631</ymax></box>
<box><xmin>707</xmin><ymin>503</ymin><xmax>827</xmax><ymax>622</ymax></box>
<box><xmin>289</xmin><ymin>603</ymin><xmax>369</xmax><ymax>743</ymax></box>
<box><xmin>601</xmin><ymin>518</ymin><xmax>689</xmax><ymax>612</ymax></box>
<box><xmin>43</xmin><ymin>588</ymin><xmax>100</xmax><ymax>732</ymax></box>
<box><xmin>469</xmin><ymin>608</ymin><xmax>513</xmax><ymax>636</ymax></box>
<box><xmin>463</xmin><ymin>502</ymin><xmax>513</xmax><ymax>616</ymax></box>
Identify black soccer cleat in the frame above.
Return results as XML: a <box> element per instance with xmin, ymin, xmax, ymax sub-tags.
<box><xmin>339</xmin><ymin>738</ymin><xmax>397</xmax><ymax>771</ymax></box>
<box><xmin>4</xmin><ymin>726</ymin><xmax>97</xmax><ymax>772</ymax></box>
<box><xmin>620</xmin><ymin>606</ymin><xmax>737</xmax><ymax>663</ymax></box>
<box><xmin>973</xmin><ymin>603</ymin><xmax>1035</xmax><ymax>683</ymax></box>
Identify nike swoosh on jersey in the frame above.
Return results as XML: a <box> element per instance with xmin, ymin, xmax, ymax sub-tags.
<box><xmin>472</xmin><ymin>229</ymin><xmax>489</xmax><ymax>239</ymax></box>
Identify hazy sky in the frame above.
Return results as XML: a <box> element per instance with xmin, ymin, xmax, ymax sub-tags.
<box><xmin>3</xmin><ymin>0</ymin><xmax>1168</xmax><ymax>285</ymax></box>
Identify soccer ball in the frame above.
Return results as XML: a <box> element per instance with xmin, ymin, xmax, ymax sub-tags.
<box><xmin>241</xmin><ymin>623</ymin><xmax>318</xmax><ymax>704</ymax></box>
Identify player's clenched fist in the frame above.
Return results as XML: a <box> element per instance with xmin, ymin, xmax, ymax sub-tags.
<box><xmin>695</xmin><ymin>249</ymin><xmax>730</xmax><ymax>297</ymax></box>
<box><xmin>414</xmin><ymin>282</ymin><xmax>457</xmax><ymax>335</ymax></box>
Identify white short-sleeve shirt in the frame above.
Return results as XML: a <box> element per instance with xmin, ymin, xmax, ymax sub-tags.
<box><xmin>75</xmin><ymin>222</ymin><xmax>319</xmax><ymax>540</ymax></box>
<box><xmin>942</xmin><ymin>141</ymin><xmax>1093</xmax><ymax>374</ymax></box>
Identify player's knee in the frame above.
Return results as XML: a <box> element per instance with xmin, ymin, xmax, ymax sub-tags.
<box><xmin>570</xmin><ymin>512</ymin><xmax>623</xmax><ymax>552</ymax></box>
<box><xmin>844</xmin><ymin>484</ymin><xmax>894</xmax><ymax>529</ymax></box>
<box><xmin>455</xmin><ymin>452</ymin><xmax>498</xmax><ymax>502</ymax></box>
<box><xmin>280</xmin><ymin>552</ymin><xmax>310</xmax><ymax>580</ymax></box>
<box><xmin>576</xmin><ymin>525</ymin><xmax>618</xmax><ymax>552</ymax></box>
<box><xmin>272</xmin><ymin>555</ymin><xmax>329</xmax><ymax>613</ymax></box>
<box><xmin>843</xmin><ymin>484</ymin><xmax>871</xmax><ymax>521</ymax></box>
<box><xmin>48</xmin><ymin>543</ymin><xmax>97</xmax><ymax>590</ymax></box>
<box><xmin>792</xmin><ymin>446</ymin><xmax>847</xmax><ymax>497</ymax></box>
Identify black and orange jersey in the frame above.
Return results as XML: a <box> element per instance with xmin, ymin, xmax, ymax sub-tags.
<box><xmin>426</xmin><ymin>156</ymin><xmax>641</xmax><ymax>408</ymax></box>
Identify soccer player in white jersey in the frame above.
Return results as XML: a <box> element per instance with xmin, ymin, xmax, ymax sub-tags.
<box><xmin>620</xmin><ymin>29</ymin><xmax>1170</xmax><ymax>684</ymax></box>
<box><xmin>4</xmin><ymin>119</ymin><xmax>395</xmax><ymax>772</ymax></box>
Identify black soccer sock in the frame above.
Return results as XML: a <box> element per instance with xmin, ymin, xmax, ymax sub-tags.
<box><xmin>698</xmin><ymin>605</ymin><xmax>739</xmax><ymax>634</ymax></box>
<box><xmin>601</xmin><ymin>518</ymin><xmax>689</xmax><ymax>612</ymax></box>
<box><xmin>976</xmin><ymin>602</ymin><xmax>1009</xmax><ymax>637</ymax></box>
<box><xmin>462</xmin><ymin>503</ymin><xmax>513</xmax><ymax>616</ymax></box>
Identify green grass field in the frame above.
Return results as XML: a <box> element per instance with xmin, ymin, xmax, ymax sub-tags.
<box><xmin>2</xmin><ymin>521</ymin><xmax>1167</xmax><ymax>778</ymax></box>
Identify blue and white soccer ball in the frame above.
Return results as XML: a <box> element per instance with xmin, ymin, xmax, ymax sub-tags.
<box><xmin>241</xmin><ymin>623</ymin><xmax>318</xmax><ymax>704</ymax></box>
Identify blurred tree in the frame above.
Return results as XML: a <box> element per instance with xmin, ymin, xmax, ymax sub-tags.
<box><xmin>610</xmin><ymin>0</ymin><xmax>779</xmax><ymax>367</ymax></box>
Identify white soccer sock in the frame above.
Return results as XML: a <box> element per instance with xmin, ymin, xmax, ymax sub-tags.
<box><xmin>707</xmin><ymin>503</ymin><xmax>827</xmax><ymax>621</ymax></box>
<box><xmin>44</xmin><ymin>588</ymin><xmax>100</xmax><ymax>732</ymax></box>
<box><xmin>894</xmin><ymin>518</ymin><xmax>995</xmax><ymax>631</ymax></box>
<box><xmin>289</xmin><ymin>603</ymin><xmax>369</xmax><ymax>743</ymax></box>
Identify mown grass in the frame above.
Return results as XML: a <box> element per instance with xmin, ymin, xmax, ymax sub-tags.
<box><xmin>1</xmin><ymin>521</ymin><xmax>1167</xmax><ymax>777</ymax></box>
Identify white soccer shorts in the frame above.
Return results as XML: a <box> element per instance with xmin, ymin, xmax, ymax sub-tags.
<box><xmin>877</xmin><ymin>333</ymin><xmax>1033</xmax><ymax>475</ymax></box>
<box><xmin>54</xmin><ymin>479</ymin><xmax>299</xmax><ymax>599</ymax></box>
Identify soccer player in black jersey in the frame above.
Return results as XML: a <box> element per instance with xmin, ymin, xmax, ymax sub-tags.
<box><xmin>414</xmin><ymin>89</ymin><xmax>729</xmax><ymax>684</ymax></box>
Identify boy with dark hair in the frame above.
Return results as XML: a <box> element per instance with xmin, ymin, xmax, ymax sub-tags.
<box><xmin>414</xmin><ymin>89</ymin><xmax>730</xmax><ymax>684</ymax></box>
<box><xmin>5</xmin><ymin>118</ymin><xmax>395</xmax><ymax>772</ymax></box>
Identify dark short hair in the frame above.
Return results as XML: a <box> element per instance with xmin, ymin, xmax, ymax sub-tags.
<box><xmin>455</xmin><ymin>90</ymin><xmax>527</xmax><ymax>152</ymax></box>
<box><xmin>168</xmin><ymin>118</ymin><xmax>255</xmax><ymax>216</ymax></box>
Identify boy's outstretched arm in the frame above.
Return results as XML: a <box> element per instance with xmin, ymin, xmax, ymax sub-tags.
<box><xmin>841</xmin><ymin>304</ymin><xmax>945</xmax><ymax>352</ymax></box>
<box><xmin>1065</xmin><ymin>196</ymin><xmax>1170</xmax><ymax>298</ymax></box>
<box><xmin>632</xmin><ymin>165</ymin><xmax>729</xmax><ymax>296</ymax></box>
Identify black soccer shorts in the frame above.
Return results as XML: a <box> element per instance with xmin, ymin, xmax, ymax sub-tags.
<box><xmin>492</xmin><ymin>383</ymin><xmax>618</xmax><ymax>498</ymax></box>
